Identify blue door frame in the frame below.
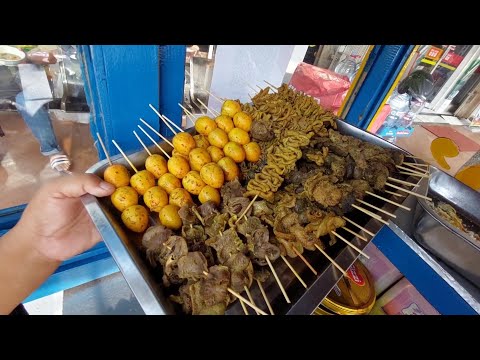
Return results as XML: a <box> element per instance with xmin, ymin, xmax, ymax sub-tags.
<box><xmin>344</xmin><ymin>45</ymin><xmax>415</xmax><ymax>129</ymax></box>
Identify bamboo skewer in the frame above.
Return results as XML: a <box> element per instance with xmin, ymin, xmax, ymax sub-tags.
<box><xmin>226</xmin><ymin>288</ymin><xmax>267</xmax><ymax>315</ymax></box>
<box><xmin>291</xmin><ymin>246</ymin><xmax>318</xmax><ymax>275</ymax></box>
<box><xmin>239</xmin><ymin>297</ymin><xmax>249</xmax><ymax>315</ymax></box>
<box><xmin>341</xmin><ymin>226</ymin><xmax>368</xmax><ymax>242</ymax></box>
<box><xmin>162</xmin><ymin>113</ymin><xmax>184</xmax><ymax>133</ymax></box>
<box><xmin>402</xmin><ymin>162</ymin><xmax>430</xmax><ymax>172</ymax></box>
<box><xmin>351</xmin><ymin>204</ymin><xmax>389</xmax><ymax>225</ymax></box>
<box><xmin>331</xmin><ymin>231</ymin><xmax>370</xmax><ymax>259</ymax></box>
<box><xmin>139</xmin><ymin>118</ymin><xmax>174</xmax><ymax>148</ymax></box>
<box><xmin>385</xmin><ymin>182</ymin><xmax>432</xmax><ymax>201</ymax></box>
<box><xmin>264</xmin><ymin>80</ymin><xmax>279</xmax><ymax>90</ymax></box>
<box><xmin>96</xmin><ymin>132</ymin><xmax>112</xmax><ymax>165</ymax></box>
<box><xmin>235</xmin><ymin>195</ymin><xmax>258</xmax><ymax>224</ymax></box>
<box><xmin>398</xmin><ymin>171</ymin><xmax>430</xmax><ymax>178</ymax></box>
<box><xmin>387</xmin><ymin>177</ymin><xmax>419</xmax><ymax>187</ymax></box>
<box><xmin>265</xmin><ymin>256</ymin><xmax>290</xmax><ymax>304</ymax></box>
<box><xmin>244</xmin><ymin>286</ymin><xmax>259</xmax><ymax>315</ymax></box>
<box><xmin>365</xmin><ymin>191</ymin><xmax>411</xmax><ymax>211</ymax></box>
<box><xmin>403</xmin><ymin>161</ymin><xmax>429</xmax><ymax>167</ymax></box>
<box><xmin>148</xmin><ymin>104</ymin><xmax>178</xmax><ymax>135</ymax></box>
<box><xmin>137</xmin><ymin>125</ymin><xmax>172</xmax><ymax>159</ymax></box>
<box><xmin>133</xmin><ymin>131</ymin><xmax>152</xmax><ymax>156</ymax></box>
<box><xmin>396</xmin><ymin>165</ymin><xmax>428</xmax><ymax>176</ymax></box>
<box><xmin>314</xmin><ymin>244</ymin><xmax>347</xmax><ymax>277</ymax></box>
<box><xmin>196</xmin><ymin>98</ymin><xmax>220</xmax><ymax>117</ymax></box>
<box><xmin>178</xmin><ymin>103</ymin><xmax>197</xmax><ymax>125</ymax></box>
<box><xmin>384</xmin><ymin>190</ymin><xmax>406</xmax><ymax>198</ymax></box>
<box><xmin>111</xmin><ymin>140</ymin><xmax>138</xmax><ymax>173</ymax></box>
<box><xmin>201</xmin><ymin>271</ymin><xmax>267</xmax><ymax>315</ymax></box>
<box><xmin>256</xmin><ymin>279</ymin><xmax>274</xmax><ymax>315</ymax></box>
<box><xmin>356</xmin><ymin>199</ymin><xmax>397</xmax><ymax>218</ymax></box>
<box><xmin>201</xmin><ymin>87</ymin><xmax>225</xmax><ymax>103</ymax></box>
<box><xmin>342</xmin><ymin>217</ymin><xmax>375</xmax><ymax>237</ymax></box>
<box><xmin>281</xmin><ymin>255</ymin><xmax>307</xmax><ymax>288</ymax></box>
<box><xmin>405</xmin><ymin>154</ymin><xmax>424</xmax><ymax>160</ymax></box>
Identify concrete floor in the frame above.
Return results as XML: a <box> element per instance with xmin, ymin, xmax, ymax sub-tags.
<box><xmin>0</xmin><ymin>112</ymin><xmax>99</xmax><ymax>208</ymax></box>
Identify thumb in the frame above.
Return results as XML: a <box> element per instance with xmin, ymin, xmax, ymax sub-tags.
<box><xmin>48</xmin><ymin>173</ymin><xmax>115</xmax><ymax>199</ymax></box>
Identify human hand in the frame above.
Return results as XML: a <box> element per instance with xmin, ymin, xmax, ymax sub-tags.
<box><xmin>15</xmin><ymin>174</ymin><xmax>115</xmax><ymax>262</ymax></box>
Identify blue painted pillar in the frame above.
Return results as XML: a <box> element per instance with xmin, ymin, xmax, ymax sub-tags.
<box><xmin>158</xmin><ymin>45</ymin><xmax>186</xmax><ymax>136</ymax></box>
<box><xmin>344</xmin><ymin>45</ymin><xmax>414</xmax><ymax>129</ymax></box>
<box><xmin>79</xmin><ymin>45</ymin><xmax>160</xmax><ymax>157</ymax></box>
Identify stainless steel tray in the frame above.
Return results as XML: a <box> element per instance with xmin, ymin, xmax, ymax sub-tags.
<box><xmin>413</xmin><ymin>167</ymin><xmax>480</xmax><ymax>288</ymax></box>
<box><xmin>84</xmin><ymin>120</ymin><xmax>418</xmax><ymax>315</ymax></box>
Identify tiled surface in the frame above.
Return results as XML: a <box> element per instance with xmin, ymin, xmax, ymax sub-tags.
<box><xmin>0</xmin><ymin>112</ymin><xmax>98</xmax><ymax>209</ymax></box>
<box><xmin>396</xmin><ymin>124</ymin><xmax>480</xmax><ymax>178</ymax></box>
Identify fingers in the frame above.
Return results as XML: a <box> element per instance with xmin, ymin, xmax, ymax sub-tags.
<box><xmin>48</xmin><ymin>173</ymin><xmax>115</xmax><ymax>199</ymax></box>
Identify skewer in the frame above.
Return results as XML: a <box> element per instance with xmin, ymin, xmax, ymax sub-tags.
<box><xmin>265</xmin><ymin>256</ymin><xmax>290</xmax><ymax>304</ymax></box>
<box><xmin>385</xmin><ymin>182</ymin><xmax>432</xmax><ymax>201</ymax></box>
<box><xmin>402</xmin><ymin>163</ymin><xmax>431</xmax><ymax>174</ymax></box>
<box><xmin>351</xmin><ymin>204</ymin><xmax>389</xmax><ymax>225</ymax></box>
<box><xmin>139</xmin><ymin>118</ymin><xmax>174</xmax><ymax>148</ymax></box>
<box><xmin>356</xmin><ymin>199</ymin><xmax>397</xmax><ymax>218</ymax></box>
<box><xmin>148</xmin><ymin>104</ymin><xmax>178</xmax><ymax>135</ymax></box>
<box><xmin>178</xmin><ymin>103</ymin><xmax>197</xmax><ymax>125</ymax></box>
<box><xmin>342</xmin><ymin>217</ymin><xmax>375</xmax><ymax>237</ymax></box>
<box><xmin>396</xmin><ymin>165</ymin><xmax>428</xmax><ymax>176</ymax></box>
<box><xmin>291</xmin><ymin>246</ymin><xmax>318</xmax><ymax>275</ymax></box>
<box><xmin>281</xmin><ymin>255</ymin><xmax>307</xmax><ymax>288</ymax></box>
<box><xmin>226</xmin><ymin>288</ymin><xmax>268</xmax><ymax>315</ymax></box>
<box><xmin>246</xmin><ymin>83</ymin><xmax>257</xmax><ymax>93</ymax></box>
<box><xmin>256</xmin><ymin>85</ymin><xmax>263</xmax><ymax>91</ymax></box>
<box><xmin>133</xmin><ymin>131</ymin><xmax>152</xmax><ymax>156</ymax></box>
<box><xmin>331</xmin><ymin>231</ymin><xmax>370</xmax><ymax>259</ymax></box>
<box><xmin>196</xmin><ymin>98</ymin><xmax>220</xmax><ymax>117</ymax></box>
<box><xmin>384</xmin><ymin>190</ymin><xmax>406</xmax><ymax>198</ymax></box>
<box><xmin>314</xmin><ymin>244</ymin><xmax>347</xmax><ymax>277</ymax></box>
<box><xmin>239</xmin><ymin>297</ymin><xmax>249</xmax><ymax>315</ymax></box>
<box><xmin>387</xmin><ymin>177</ymin><xmax>419</xmax><ymax>187</ymax></box>
<box><xmin>161</xmin><ymin>113</ymin><xmax>184</xmax><ymax>133</ymax></box>
<box><xmin>137</xmin><ymin>125</ymin><xmax>171</xmax><ymax>159</ymax></box>
<box><xmin>256</xmin><ymin>279</ymin><xmax>274</xmax><ymax>315</ymax></box>
<box><xmin>235</xmin><ymin>195</ymin><xmax>258</xmax><ymax>224</ymax></box>
<box><xmin>96</xmin><ymin>132</ymin><xmax>112</xmax><ymax>165</ymax></box>
<box><xmin>405</xmin><ymin>154</ymin><xmax>425</xmax><ymax>160</ymax></box>
<box><xmin>403</xmin><ymin>161</ymin><xmax>430</xmax><ymax>169</ymax></box>
<box><xmin>365</xmin><ymin>191</ymin><xmax>411</xmax><ymax>211</ymax></box>
<box><xmin>398</xmin><ymin>171</ymin><xmax>430</xmax><ymax>178</ymax></box>
<box><xmin>111</xmin><ymin>140</ymin><xmax>138</xmax><ymax>173</ymax></box>
<box><xmin>202</xmin><ymin>271</ymin><xmax>267</xmax><ymax>315</ymax></box>
<box><xmin>244</xmin><ymin>286</ymin><xmax>259</xmax><ymax>315</ymax></box>
<box><xmin>264</xmin><ymin>80</ymin><xmax>279</xmax><ymax>90</ymax></box>
<box><xmin>341</xmin><ymin>226</ymin><xmax>368</xmax><ymax>242</ymax></box>
<box><xmin>198</xmin><ymin>86</ymin><xmax>225</xmax><ymax>103</ymax></box>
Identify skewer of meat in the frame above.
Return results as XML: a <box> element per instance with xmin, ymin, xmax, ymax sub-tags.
<box><xmin>137</xmin><ymin>125</ymin><xmax>171</xmax><ymax>159</ymax></box>
<box><xmin>396</xmin><ymin>165</ymin><xmax>429</xmax><ymax>176</ymax></box>
<box><xmin>281</xmin><ymin>255</ymin><xmax>307</xmax><ymax>288</ymax></box>
<box><xmin>265</xmin><ymin>256</ymin><xmax>291</xmax><ymax>303</ymax></box>
<box><xmin>200</xmin><ymin>271</ymin><xmax>268</xmax><ymax>315</ymax></box>
<box><xmin>402</xmin><ymin>162</ymin><xmax>430</xmax><ymax>172</ymax></box>
<box><xmin>291</xmin><ymin>247</ymin><xmax>318</xmax><ymax>275</ymax></box>
<box><xmin>235</xmin><ymin>195</ymin><xmax>258</xmax><ymax>224</ymax></box>
<box><xmin>342</xmin><ymin>216</ymin><xmax>375</xmax><ymax>237</ymax></box>
<box><xmin>384</xmin><ymin>190</ymin><xmax>406</xmax><ymax>198</ymax></box>
<box><xmin>398</xmin><ymin>171</ymin><xmax>430</xmax><ymax>178</ymax></box>
<box><xmin>256</xmin><ymin>279</ymin><xmax>274</xmax><ymax>315</ymax></box>
<box><xmin>139</xmin><ymin>118</ymin><xmax>174</xmax><ymax>148</ymax></box>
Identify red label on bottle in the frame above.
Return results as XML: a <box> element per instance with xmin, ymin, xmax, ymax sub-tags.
<box><xmin>347</xmin><ymin>264</ymin><xmax>365</xmax><ymax>286</ymax></box>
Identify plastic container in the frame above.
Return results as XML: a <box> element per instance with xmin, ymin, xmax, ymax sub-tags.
<box><xmin>359</xmin><ymin>242</ymin><xmax>403</xmax><ymax>296</ymax></box>
<box><xmin>370</xmin><ymin>278</ymin><xmax>440</xmax><ymax>315</ymax></box>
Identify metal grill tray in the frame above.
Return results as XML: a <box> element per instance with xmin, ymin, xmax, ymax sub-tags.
<box><xmin>413</xmin><ymin>167</ymin><xmax>480</xmax><ymax>288</ymax></box>
<box><xmin>84</xmin><ymin>120</ymin><xmax>419</xmax><ymax>315</ymax></box>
